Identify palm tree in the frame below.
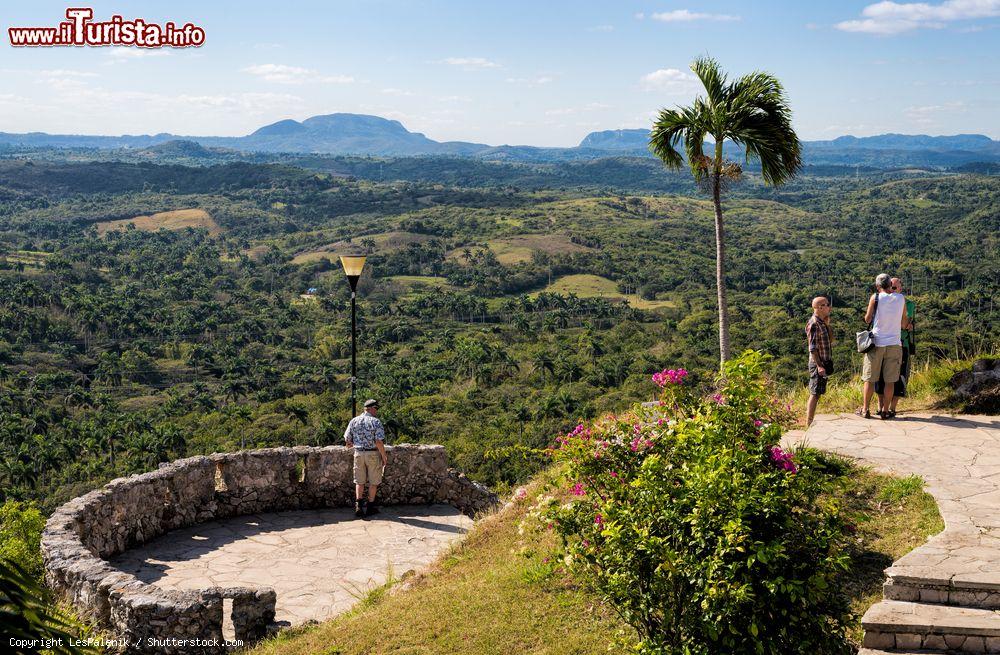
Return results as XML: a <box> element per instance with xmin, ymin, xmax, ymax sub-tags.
<box><xmin>650</xmin><ymin>56</ymin><xmax>801</xmax><ymax>366</ymax></box>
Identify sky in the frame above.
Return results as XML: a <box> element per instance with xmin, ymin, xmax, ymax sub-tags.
<box><xmin>1</xmin><ymin>0</ymin><xmax>998</xmax><ymax>147</ymax></box>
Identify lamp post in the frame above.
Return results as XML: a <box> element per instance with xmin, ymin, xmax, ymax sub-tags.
<box><xmin>339</xmin><ymin>255</ymin><xmax>367</xmax><ymax>417</ymax></box>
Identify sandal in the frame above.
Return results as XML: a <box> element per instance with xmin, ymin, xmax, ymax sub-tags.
<box><xmin>879</xmin><ymin>410</ymin><xmax>891</xmax><ymax>420</ymax></box>
<box><xmin>888</xmin><ymin>410</ymin><xmax>897</xmax><ymax>418</ymax></box>
<box><xmin>855</xmin><ymin>408</ymin><xmax>871</xmax><ymax>419</ymax></box>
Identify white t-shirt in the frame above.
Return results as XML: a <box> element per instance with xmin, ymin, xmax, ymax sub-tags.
<box><xmin>872</xmin><ymin>292</ymin><xmax>905</xmax><ymax>347</ymax></box>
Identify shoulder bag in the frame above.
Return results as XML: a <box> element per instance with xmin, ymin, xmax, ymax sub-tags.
<box><xmin>856</xmin><ymin>295</ymin><xmax>878</xmax><ymax>353</ymax></box>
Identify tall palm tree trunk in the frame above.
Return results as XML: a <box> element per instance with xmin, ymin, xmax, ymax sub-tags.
<box><xmin>712</xmin><ymin>163</ymin><xmax>731</xmax><ymax>367</ymax></box>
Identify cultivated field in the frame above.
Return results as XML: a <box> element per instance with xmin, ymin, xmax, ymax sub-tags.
<box><xmin>536</xmin><ymin>274</ymin><xmax>676</xmax><ymax>310</ymax></box>
<box><xmin>292</xmin><ymin>231</ymin><xmax>432</xmax><ymax>264</ymax></box>
<box><xmin>448</xmin><ymin>233</ymin><xmax>592</xmax><ymax>265</ymax></box>
<box><xmin>95</xmin><ymin>209</ymin><xmax>222</xmax><ymax>236</ymax></box>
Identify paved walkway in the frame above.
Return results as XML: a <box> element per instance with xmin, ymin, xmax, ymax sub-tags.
<box><xmin>786</xmin><ymin>413</ymin><xmax>1000</xmax><ymax>652</ymax></box>
<box><xmin>110</xmin><ymin>505</ymin><xmax>472</xmax><ymax>626</ymax></box>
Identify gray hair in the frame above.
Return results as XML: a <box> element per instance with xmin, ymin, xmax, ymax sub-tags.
<box><xmin>875</xmin><ymin>273</ymin><xmax>892</xmax><ymax>291</ymax></box>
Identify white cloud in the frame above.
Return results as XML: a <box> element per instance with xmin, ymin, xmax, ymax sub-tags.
<box><xmin>640</xmin><ymin>68</ymin><xmax>698</xmax><ymax>92</ymax></box>
<box><xmin>439</xmin><ymin>95</ymin><xmax>472</xmax><ymax>103</ymax></box>
<box><xmin>242</xmin><ymin>64</ymin><xmax>354</xmax><ymax>84</ymax></box>
<box><xmin>836</xmin><ymin>0</ymin><xmax>1000</xmax><ymax>34</ymax></box>
<box><xmin>545</xmin><ymin>103</ymin><xmax>611</xmax><ymax>116</ymax></box>
<box><xmin>505</xmin><ymin>75</ymin><xmax>554</xmax><ymax>86</ymax></box>
<box><xmin>650</xmin><ymin>9</ymin><xmax>741</xmax><ymax>22</ymax></box>
<box><xmin>39</xmin><ymin>69</ymin><xmax>98</xmax><ymax>78</ymax></box>
<box><xmin>441</xmin><ymin>57</ymin><xmax>500</xmax><ymax>70</ymax></box>
<box><xmin>904</xmin><ymin>101</ymin><xmax>966</xmax><ymax>123</ymax></box>
<box><xmin>380</xmin><ymin>88</ymin><xmax>414</xmax><ymax>96</ymax></box>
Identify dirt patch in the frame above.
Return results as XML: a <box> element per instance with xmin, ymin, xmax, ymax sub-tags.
<box><xmin>96</xmin><ymin>209</ymin><xmax>221</xmax><ymax>236</ymax></box>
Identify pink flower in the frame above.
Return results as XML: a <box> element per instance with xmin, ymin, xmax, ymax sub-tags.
<box><xmin>653</xmin><ymin>367</ymin><xmax>688</xmax><ymax>387</ymax></box>
<box><xmin>769</xmin><ymin>446</ymin><xmax>798</xmax><ymax>474</ymax></box>
<box><xmin>609</xmin><ymin>471</ymin><xmax>619</xmax><ymax>478</ymax></box>
<box><xmin>711</xmin><ymin>393</ymin><xmax>725</xmax><ymax>405</ymax></box>
<box><xmin>753</xmin><ymin>419</ymin><xmax>763</xmax><ymax>427</ymax></box>
<box><xmin>571</xmin><ymin>483</ymin><xmax>586</xmax><ymax>496</ymax></box>
<box><xmin>594</xmin><ymin>513</ymin><xmax>604</xmax><ymax>527</ymax></box>
<box><xmin>582</xmin><ymin>539</ymin><xmax>590</xmax><ymax>547</ymax></box>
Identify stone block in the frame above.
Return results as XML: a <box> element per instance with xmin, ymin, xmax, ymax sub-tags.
<box><xmin>895</xmin><ymin>632</ymin><xmax>922</xmax><ymax>649</ymax></box>
<box><xmin>862</xmin><ymin>631</ymin><xmax>895</xmax><ymax>648</ymax></box>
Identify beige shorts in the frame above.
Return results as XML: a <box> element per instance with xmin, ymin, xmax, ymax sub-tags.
<box><xmin>862</xmin><ymin>345</ymin><xmax>902</xmax><ymax>384</ymax></box>
<box><xmin>353</xmin><ymin>450</ymin><xmax>383</xmax><ymax>486</ymax></box>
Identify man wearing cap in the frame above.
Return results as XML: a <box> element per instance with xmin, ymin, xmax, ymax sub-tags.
<box><xmin>344</xmin><ymin>399</ymin><xmax>388</xmax><ymax>517</ymax></box>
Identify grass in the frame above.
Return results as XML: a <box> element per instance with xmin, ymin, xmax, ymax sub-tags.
<box><xmin>447</xmin><ymin>234</ymin><xmax>592</xmax><ymax>265</ymax></box>
<box><xmin>820</xmin><ymin>453</ymin><xmax>944</xmax><ymax>645</ymax></box>
<box><xmin>249</xmin><ymin>470</ymin><xmax>629</xmax><ymax>655</ymax></box>
<box><xmin>248</xmin><ymin>455</ymin><xmax>942</xmax><ymax>654</ymax></box>
<box><xmin>783</xmin><ymin>356</ymin><xmax>971</xmax><ymax>422</ymax></box>
<box><xmin>291</xmin><ymin>231</ymin><xmax>431</xmax><ymax>264</ymax></box>
<box><xmin>1</xmin><ymin>250</ymin><xmax>52</xmax><ymax>267</ymax></box>
<box><xmin>386</xmin><ymin>275</ymin><xmax>453</xmax><ymax>288</ymax></box>
<box><xmin>95</xmin><ymin>208</ymin><xmax>221</xmax><ymax>235</ymax></box>
<box><xmin>533</xmin><ymin>274</ymin><xmax>676</xmax><ymax>310</ymax></box>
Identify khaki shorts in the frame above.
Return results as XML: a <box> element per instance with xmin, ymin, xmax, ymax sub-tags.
<box><xmin>862</xmin><ymin>345</ymin><xmax>902</xmax><ymax>384</ymax></box>
<box><xmin>353</xmin><ymin>450</ymin><xmax>383</xmax><ymax>486</ymax></box>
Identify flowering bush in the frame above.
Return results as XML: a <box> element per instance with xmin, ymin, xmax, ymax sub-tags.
<box><xmin>541</xmin><ymin>351</ymin><xmax>852</xmax><ymax>654</ymax></box>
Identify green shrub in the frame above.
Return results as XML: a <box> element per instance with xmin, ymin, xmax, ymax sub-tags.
<box><xmin>540</xmin><ymin>351</ymin><xmax>852</xmax><ymax>654</ymax></box>
<box><xmin>1</xmin><ymin>558</ymin><xmax>92</xmax><ymax>655</ymax></box>
<box><xmin>0</xmin><ymin>500</ymin><xmax>45</xmax><ymax>580</ymax></box>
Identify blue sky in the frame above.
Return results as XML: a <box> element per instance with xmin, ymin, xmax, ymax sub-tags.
<box><xmin>1</xmin><ymin>1</ymin><xmax>998</xmax><ymax>146</ymax></box>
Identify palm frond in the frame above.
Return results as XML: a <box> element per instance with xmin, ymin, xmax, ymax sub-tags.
<box><xmin>649</xmin><ymin>109</ymin><xmax>691</xmax><ymax>169</ymax></box>
<box><xmin>724</xmin><ymin>71</ymin><xmax>802</xmax><ymax>186</ymax></box>
<box><xmin>691</xmin><ymin>56</ymin><xmax>726</xmax><ymax>108</ymax></box>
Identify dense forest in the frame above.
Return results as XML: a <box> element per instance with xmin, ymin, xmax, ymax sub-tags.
<box><xmin>0</xmin><ymin>157</ymin><xmax>997</xmax><ymax>513</ymax></box>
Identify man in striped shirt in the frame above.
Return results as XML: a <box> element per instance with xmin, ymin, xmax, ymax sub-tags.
<box><xmin>805</xmin><ymin>296</ymin><xmax>833</xmax><ymax>426</ymax></box>
<box><xmin>344</xmin><ymin>399</ymin><xmax>388</xmax><ymax>518</ymax></box>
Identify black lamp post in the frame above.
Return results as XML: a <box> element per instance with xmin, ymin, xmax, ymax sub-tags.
<box><xmin>339</xmin><ymin>255</ymin><xmax>367</xmax><ymax>416</ymax></box>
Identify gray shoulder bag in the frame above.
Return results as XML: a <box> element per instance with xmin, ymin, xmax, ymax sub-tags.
<box><xmin>855</xmin><ymin>295</ymin><xmax>878</xmax><ymax>353</ymax></box>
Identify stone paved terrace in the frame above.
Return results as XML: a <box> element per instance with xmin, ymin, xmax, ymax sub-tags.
<box><xmin>785</xmin><ymin>413</ymin><xmax>1000</xmax><ymax>653</ymax></box>
<box><xmin>110</xmin><ymin>505</ymin><xmax>472</xmax><ymax>626</ymax></box>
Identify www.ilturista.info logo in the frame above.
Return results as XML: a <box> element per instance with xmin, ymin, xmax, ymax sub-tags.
<box><xmin>8</xmin><ymin>8</ymin><xmax>205</xmax><ymax>48</ymax></box>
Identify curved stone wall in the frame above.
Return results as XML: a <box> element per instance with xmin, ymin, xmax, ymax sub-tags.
<box><xmin>42</xmin><ymin>444</ymin><xmax>497</xmax><ymax>654</ymax></box>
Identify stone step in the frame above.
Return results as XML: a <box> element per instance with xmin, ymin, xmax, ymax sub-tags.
<box><xmin>885</xmin><ymin>577</ymin><xmax>1000</xmax><ymax>609</ymax></box>
<box><xmin>858</xmin><ymin>650</ymin><xmax>936</xmax><ymax>655</ymax></box>
<box><xmin>862</xmin><ymin>600</ymin><xmax>1000</xmax><ymax>652</ymax></box>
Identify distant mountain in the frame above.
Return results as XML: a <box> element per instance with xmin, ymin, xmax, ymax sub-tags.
<box><xmin>818</xmin><ymin>133</ymin><xmax>999</xmax><ymax>152</ymax></box>
<box><xmin>1</xmin><ymin>114</ymin><xmax>998</xmax><ymax>167</ymax></box>
<box><xmin>140</xmin><ymin>140</ymin><xmax>218</xmax><ymax>158</ymax></box>
<box><xmin>238</xmin><ymin>113</ymin><xmax>488</xmax><ymax>156</ymax></box>
<box><xmin>578</xmin><ymin>129</ymin><xmax>651</xmax><ymax>151</ymax></box>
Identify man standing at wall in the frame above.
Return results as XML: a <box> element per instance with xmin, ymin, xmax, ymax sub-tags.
<box><xmin>344</xmin><ymin>399</ymin><xmax>388</xmax><ymax>517</ymax></box>
<box><xmin>805</xmin><ymin>296</ymin><xmax>833</xmax><ymax>426</ymax></box>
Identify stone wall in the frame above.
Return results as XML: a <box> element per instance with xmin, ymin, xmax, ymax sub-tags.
<box><xmin>42</xmin><ymin>444</ymin><xmax>497</xmax><ymax>654</ymax></box>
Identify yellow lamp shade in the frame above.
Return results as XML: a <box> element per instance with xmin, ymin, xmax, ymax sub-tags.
<box><xmin>339</xmin><ymin>255</ymin><xmax>367</xmax><ymax>277</ymax></box>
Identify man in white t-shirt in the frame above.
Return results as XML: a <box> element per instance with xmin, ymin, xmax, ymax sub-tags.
<box><xmin>859</xmin><ymin>273</ymin><xmax>911</xmax><ymax>419</ymax></box>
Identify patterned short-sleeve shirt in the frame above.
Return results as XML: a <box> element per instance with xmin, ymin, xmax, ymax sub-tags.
<box><xmin>344</xmin><ymin>413</ymin><xmax>385</xmax><ymax>450</ymax></box>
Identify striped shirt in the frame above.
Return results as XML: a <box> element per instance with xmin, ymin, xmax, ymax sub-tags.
<box><xmin>806</xmin><ymin>315</ymin><xmax>832</xmax><ymax>364</ymax></box>
<box><xmin>344</xmin><ymin>412</ymin><xmax>385</xmax><ymax>450</ymax></box>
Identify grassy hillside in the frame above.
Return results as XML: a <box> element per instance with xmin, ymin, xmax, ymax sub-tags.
<box><xmin>95</xmin><ymin>208</ymin><xmax>221</xmax><ymax>235</ymax></box>
<box><xmin>249</xmin><ymin>451</ymin><xmax>942</xmax><ymax>654</ymax></box>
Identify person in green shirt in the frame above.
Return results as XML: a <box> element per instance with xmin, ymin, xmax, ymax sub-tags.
<box><xmin>876</xmin><ymin>277</ymin><xmax>915</xmax><ymax>417</ymax></box>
